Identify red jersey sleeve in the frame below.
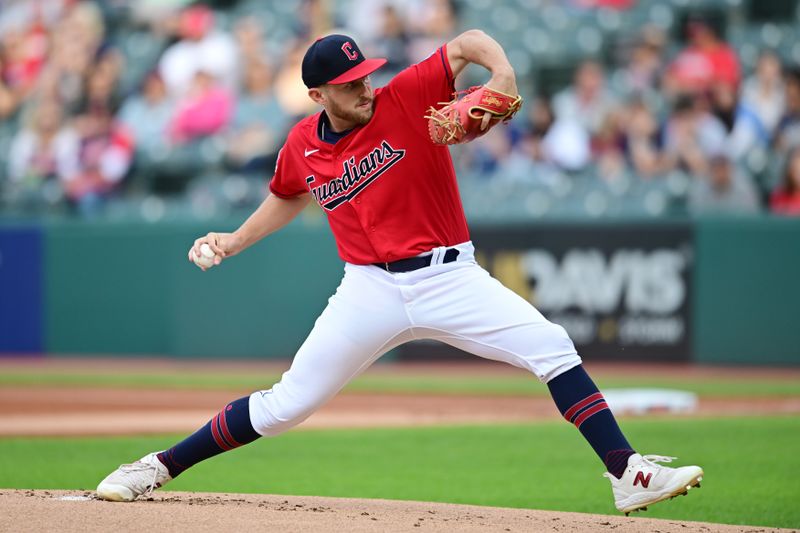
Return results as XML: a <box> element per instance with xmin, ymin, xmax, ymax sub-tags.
<box><xmin>268</xmin><ymin>141</ymin><xmax>306</xmax><ymax>199</ymax></box>
<box><xmin>381</xmin><ymin>45</ymin><xmax>455</xmax><ymax>136</ymax></box>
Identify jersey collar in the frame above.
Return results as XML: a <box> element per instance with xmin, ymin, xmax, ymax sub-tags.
<box><xmin>317</xmin><ymin>111</ymin><xmax>355</xmax><ymax>145</ymax></box>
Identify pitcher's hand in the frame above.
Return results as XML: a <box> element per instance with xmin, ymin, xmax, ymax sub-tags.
<box><xmin>187</xmin><ymin>232</ymin><xmax>243</xmax><ymax>269</ymax></box>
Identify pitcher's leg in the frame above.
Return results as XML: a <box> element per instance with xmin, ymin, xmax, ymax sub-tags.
<box><xmin>249</xmin><ymin>310</ymin><xmax>413</xmax><ymax>437</ymax></box>
<box><xmin>248</xmin><ymin>264</ymin><xmax>414</xmax><ymax>436</ymax></box>
<box><xmin>546</xmin><ymin>365</ymin><xmax>634</xmax><ymax>477</ymax></box>
<box><xmin>411</xmin><ymin>263</ymin><xmax>580</xmax><ymax>382</ymax></box>
<box><xmin>412</xmin><ymin>264</ymin><xmax>633</xmax><ymax>475</ymax></box>
<box><xmin>156</xmin><ymin>309</ymin><xmax>414</xmax><ymax>483</ymax></box>
<box><xmin>157</xmin><ymin>395</ymin><xmax>261</xmax><ymax>478</ymax></box>
<box><xmin>98</xmin><ymin>265</ymin><xmax>412</xmax><ymax>501</ymax></box>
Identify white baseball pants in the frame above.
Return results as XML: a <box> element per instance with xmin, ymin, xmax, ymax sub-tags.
<box><xmin>249</xmin><ymin>241</ymin><xmax>581</xmax><ymax>436</ymax></box>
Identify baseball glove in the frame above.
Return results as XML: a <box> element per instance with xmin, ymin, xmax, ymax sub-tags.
<box><xmin>425</xmin><ymin>85</ymin><xmax>523</xmax><ymax>145</ymax></box>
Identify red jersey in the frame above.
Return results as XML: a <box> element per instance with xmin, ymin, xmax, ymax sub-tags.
<box><xmin>269</xmin><ymin>45</ymin><xmax>470</xmax><ymax>264</ymax></box>
<box><xmin>668</xmin><ymin>43</ymin><xmax>741</xmax><ymax>91</ymax></box>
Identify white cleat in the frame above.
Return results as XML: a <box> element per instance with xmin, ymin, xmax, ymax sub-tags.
<box><xmin>604</xmin><ymin>454</ymin><xmax>704</xmax><ymax>516</ymax></box>
<box><xmin>96</xmin><ymin>452</ymin><xmax>172</xmax><ymax>502</ymax></box>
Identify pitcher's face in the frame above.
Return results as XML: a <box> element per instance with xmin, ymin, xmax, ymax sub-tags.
<box><xmin>314</xmin><ymin>76</ymin><xmax>374</xmax><ymax>129</ymax></box>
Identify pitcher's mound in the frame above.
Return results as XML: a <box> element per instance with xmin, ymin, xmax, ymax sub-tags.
<box><xmin>0</xmin><ymin>489</ymin><xmax>787</xmax><ymax>532</ymax></box>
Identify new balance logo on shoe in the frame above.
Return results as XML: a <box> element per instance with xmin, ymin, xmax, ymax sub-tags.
<box><xmin>605</xmin><ymin>454</ymin><xmax>703</xmax><ymax>515</ymax></box>
<box><xmin>633</xmin><ymin>471</ymin><xmax>652</xmax><ymax>488</ymax></box>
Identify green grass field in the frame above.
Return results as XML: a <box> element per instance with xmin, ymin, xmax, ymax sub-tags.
<box><xmin>1</xmin><ymin>417</ymin><xmax>798</xmax><ymax>528</ymax></box>
<box><xmin>2</xmin><ymin>369</ymin><xmax>800</xmax><ymax>397</ymax></box>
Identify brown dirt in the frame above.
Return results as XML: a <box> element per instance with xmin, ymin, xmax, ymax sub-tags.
<box><xmin>1</xmin><ymin>490</ymin><xmax>794</xmax><ymax>533</ymax></box>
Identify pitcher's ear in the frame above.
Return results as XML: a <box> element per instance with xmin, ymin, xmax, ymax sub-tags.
<box><xmin>308</xmin><ymin>87</ymin><xmax>326</xmax><ymax>105</ymax></box>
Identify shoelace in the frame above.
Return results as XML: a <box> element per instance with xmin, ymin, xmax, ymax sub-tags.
<box><xmin>602</xmin><ymin>455</ymin><xmax>678</xmax><ymax>479</ymax></box>
<box><xmin>641</xmin><ymin>455</ymin><xmax>677</xmax><ymax>464</ymax></box>
<box><xmin>118</xmin><ymin>461</ymin><xmax>160</xmax><ymax>497</ymax></box>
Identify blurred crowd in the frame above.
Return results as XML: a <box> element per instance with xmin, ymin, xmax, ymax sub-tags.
<box><xmin>457</xmin><ymin>13</ymin><xmax>800</xmax><ymax>217</ymax></box>
<box><xmin>0</xmin><ymin>0</ymin><xmax>299</xmax><ymax>216</ymax></box>
<box><xmin>1</xmin><ymin>0</ymin><xmax>799</xmax><ymax>218</ymax></box>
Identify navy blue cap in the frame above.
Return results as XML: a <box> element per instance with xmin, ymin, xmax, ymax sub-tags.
<box><xmin>302</xmin><ymin>34</ymin><xmax>387</xmax><ymax>88</ymax></box>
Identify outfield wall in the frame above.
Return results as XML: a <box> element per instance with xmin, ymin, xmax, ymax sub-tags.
<box><xmin>693</xmin><ymin>218</ymin><xmax>800</xmax><ymax>365</ymax></box>
<box><xmin>0</xmin><ymin>215</ymin><xmax>798</xmax><ymax>364</ymax></box>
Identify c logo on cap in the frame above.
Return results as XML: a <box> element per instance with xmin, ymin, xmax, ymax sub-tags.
<box><xmin>341</xmin><ymin>42</ymin><xmax>359</xmax><ymax>61</ymax></box>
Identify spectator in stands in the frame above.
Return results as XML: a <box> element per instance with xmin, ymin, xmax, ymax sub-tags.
<box><xmin>512</xmin><ymin>90</ymin><xmax>591</xmax><ymax>175</ymax></box>
<box><xmin>0</xmin><ymin>20</ymin><xmax>48</xmax><ymax>99</ymax></box>
<box><xmin>406</xmin><ymin>0</ymin><xmax>458</xmax><ymax>63</ymax></box>
<box><xmin>233</xmin><ymin>16</ymin><xmax>267</xmax><ymax>67</ymax></box>
<box><xmin>368</xmin><ymin>5</ymin><xmax>412</xmax><ymax>87</ymax></box>
<box><xmin>770</xmin><ymin>147</ymin><xmax>800</xmax><ymax>216</ymax></box>
<box><xmin>38</xmin><ymin>2</ymin><xmax>105</xmax><ymax>114</ymax></box>
<box><xmin>463</xmin><ymin>127</ymin><xmax>511</xmax><ymax>178</ymax></box>
<box><xmin>498</xmin><ymin>132</ymin><xmax>551</xmax><ymax>185</ymax></box>
<box><xmin>158</xmin><ymin>5</ymin><xmax>239</xmax><ymax>98</ymax></box>
<box><xmin>346</xmin><ymin>0</ymin><xmax>397</xmax><ymax>43</ymax></box>
<box><xmin>709</xmin><ymin>82</ymin><xmax>768</xmax><ymax>161</ymax></box>
<box><xmin>168</xmin><ymin>70</ymin><xmax>234</xmax><ymax>145</ymax></box>
<box><xmin>623</xmin><ymin>98</ymin><xmax>665</xmax><ymax>178</ymax></box>
<box><xmin>466</xmin><ymin>97</ymin><xmax>563</xmax><ymax>185</ymax></box>
<box><xmin>347</xmin><ymin>0</ymin><xmax>446</xmax><ymax>65</ymax></box>
<box><xmin>0</xmin><ymin>55</ymin><xmax>19</xmax><ymax>120</ymax></box>
<box><xmin>741</xmin><ymin>50</ymin><xmax>785</xmax><ymax>140</ymax></box>
<box><xmin>7</xmin><ymin>99</ymin><xmax>79</xmax><ymax>187</ymax></box>
<box><xmin>593</xmin><ymin>108</ymin><xmax>627</xmax><ymax>180</ymax></box>
<box><xmin>616</xmin><ymin>26</ymin><xmax>667</xmax><ymax>98</ymax></box>
<box><xmin>661</xmin><ymin>94</ymin><xmax>726</xmax><ymax>177</ymax></box>
<box><xmin>1</xmin><ymin>2</ymin><xmax>94</xmax><ymax>176</ymax></box>
<box><xmin>688</xmin><ymin>152</ymin><xmax>759</xmax><ymax>214</ymax></box>
<box><xmin>665</xmin><ymin>18</ymin><xmax>740</xmax><ymax>96</ymax></box>
<box><xmin>117</xmin><ymin>71</ymin><xmax>173</xmax><ymax>154</ymax></box>
<box><xmin>61</xmin><ymin>107</ymin><xmax>134</xmax><ymax>214</ymax></box>
<box><xmin>293</xmin><ymin>0</ymin><xmax>331</xmax><ymax>42</ymax></box>
<box><xmin>542</xmin><ymin>120</ymin><xmax>592</xmax><ymax>173</ymax></box>
<box><xmin>225</xmin><ymin>59</ymin><xmax>288</xmax><ymax>174</ymax></box>
<box><xmin>520</xmin><ymin>95</ymin><xmax>555</xmax><ymax>160</ymax></box>
<box><xmin>79</xmin><ymin>48</ymin><xmax>124</xmax><ymax>116</ymax></box>
<box><xmin>0</xmin><ymin>0</ymin><xmax>68</xmax><ymax>34</ymax></box>
<box><xmin>553</xmin><ymin>60</ymin><xmax>618</xmax><ymax>138</ymax></box>
<box><xmin>774</xmin><ymin>69</ymin><xmax>800</xmax><ymax>153</ymax></box>
<box><xmin>273</xmin><ymin>40</ymin><xmax>318</xmax><ymax>117</ymax></box>
<box><xmin>528</xmin><ymin>97</ymin><xmax>555</xmax><ymax>140</ymax></box>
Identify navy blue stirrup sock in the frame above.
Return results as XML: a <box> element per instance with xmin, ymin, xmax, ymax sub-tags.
<box><xmin>547</xmin><ymin>365</ymin><xmax>635</xmax><ymax>479</ymax></box>
<box><xmin>157</xmin><ymin>395</ymin><xmax>260</xmax><ymax>478</ymax></box>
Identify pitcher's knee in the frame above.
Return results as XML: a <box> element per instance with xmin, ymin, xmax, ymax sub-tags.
<box><xmin>247</xmin><ymin>387</ymin><xmax>321</xmax><ymax>437</ymax></box>
<box><xmin>528</xmin><ymin>322</ymin><xmax>582</xmax><ymax>383</ymax></box>
<box><xmin>538</xmin><ymin>322</ymin><xmax>575</xmax><ymax>353</ymax></box>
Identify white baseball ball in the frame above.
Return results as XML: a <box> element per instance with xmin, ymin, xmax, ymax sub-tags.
<box><xmin>193</xmin><ymin>243</ymin><xmax>216</xmax><ymax>269</ymax></box>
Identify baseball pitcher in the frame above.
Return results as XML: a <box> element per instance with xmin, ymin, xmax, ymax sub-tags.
<box><xmin>97</xmin><ymin>30</ymin><xmax>703</xmax><ymax>515</ymax></box>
